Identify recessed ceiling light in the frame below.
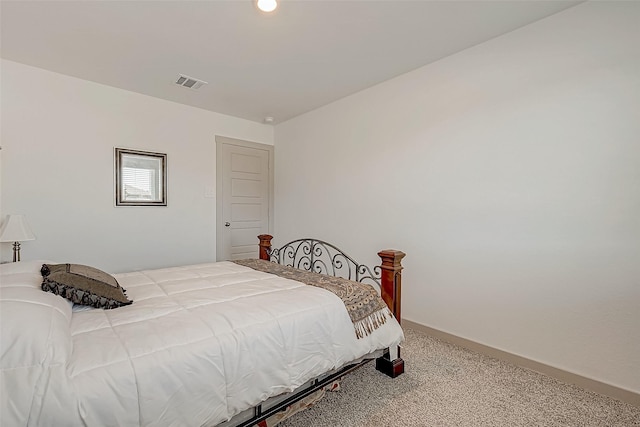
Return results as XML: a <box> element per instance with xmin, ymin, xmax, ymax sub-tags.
<box><xmin>256</xmin><ymin>0</ymin><xmax>277</xmax><ymax>13</ymax></box>
<box><xmin>264</xmin><ymin>116</ymin><xmax>275</xmax><ymax>124</ymax></box>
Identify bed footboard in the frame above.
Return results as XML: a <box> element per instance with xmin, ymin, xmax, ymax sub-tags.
<box><xmin>258</xmin><ymin>234</ymin><xmax>405</xmax><ymax>378</ymax></box>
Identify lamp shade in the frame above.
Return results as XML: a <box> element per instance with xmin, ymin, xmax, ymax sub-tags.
<box><xmin>0</xmin><ymin>215</ymin><xmax>36</xmax><ymax>242</ymax></box>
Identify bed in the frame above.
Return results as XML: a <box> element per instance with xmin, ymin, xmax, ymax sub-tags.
<box><xmin>0</xmin><ymin>235</ymin><xmax>405</xmax><ymax>427</ymax></box>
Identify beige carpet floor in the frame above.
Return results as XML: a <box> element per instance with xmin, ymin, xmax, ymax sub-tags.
<box><xmin>279</xmin><ymin>328</ymin><xmax>640</xmax><ymax>426</ymax></box>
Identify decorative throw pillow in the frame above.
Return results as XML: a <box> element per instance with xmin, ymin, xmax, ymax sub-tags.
<box><xmin>41</xmin><ymin>263</ymin><xmax>132</xmax><ymax>309</ymax></box>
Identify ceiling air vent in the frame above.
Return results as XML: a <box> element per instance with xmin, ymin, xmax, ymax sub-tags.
<box><xmin>175</xmin><ymin>74</ymin><xmax>208</xmax><ymax>90</ymax></box>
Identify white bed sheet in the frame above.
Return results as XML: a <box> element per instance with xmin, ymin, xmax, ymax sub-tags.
<box><xmin>1</xmin><ymin>261</ymin><xmax>404</xmax><ymax>427</ymax></box>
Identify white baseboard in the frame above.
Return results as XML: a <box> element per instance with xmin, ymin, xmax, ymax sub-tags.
<box><xmin>403</xmin><ymin>319</ymin><xmax>640</xmax><ymax>407</ymax></box>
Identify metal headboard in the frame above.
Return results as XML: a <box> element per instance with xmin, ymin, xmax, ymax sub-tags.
<box><xmin>267</xmin><ymin>238</ymin><xmax>382</xmax><ymax>287</ymax></box>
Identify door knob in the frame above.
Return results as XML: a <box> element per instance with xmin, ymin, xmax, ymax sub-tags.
<box><xmin>225</xmin><ymin>222</ymin><xmax>231</xmax><ymax>227</ymax></box>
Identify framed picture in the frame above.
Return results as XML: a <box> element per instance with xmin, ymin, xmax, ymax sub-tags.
<box><xmin>115</xmin><ymin>148</ymin><xmax>167</xmax><ymax>206</ymax></box>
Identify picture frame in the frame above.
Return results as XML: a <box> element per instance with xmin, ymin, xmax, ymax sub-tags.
<box><xmin>115</xmin><ymin>148</ymin><xmax>167</xmax><ymax>206</ymax></box>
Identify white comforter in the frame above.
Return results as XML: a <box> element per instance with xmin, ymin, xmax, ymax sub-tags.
<box><xmin>1</xmin><ymin>260</ymin><xmax>404</xmax><ymax>427</ymax></box>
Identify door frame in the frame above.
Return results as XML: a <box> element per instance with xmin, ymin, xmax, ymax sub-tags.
<box><xmin>215</xmin><ymin>135</ymin><xmax>274</xmax><ymax>261</ymax></box>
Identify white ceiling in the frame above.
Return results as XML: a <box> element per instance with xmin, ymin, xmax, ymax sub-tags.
<box><xmin>1</xmin><ymin>0</ymin><xmax>581</xmax><ymax>124</ymax></box>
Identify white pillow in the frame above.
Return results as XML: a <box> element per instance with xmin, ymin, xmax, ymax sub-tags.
<box><xmin>0</xmin><ymin>260</ymin><xmax>55</xmax><ymax>289</ymax></box>
<box><xmin>1</xmin><ymin>288</ymin><xmax>72</xmax><ymax>360</ymax></box>
<box><xmin>1</xmin><ymin>260</ymin><xmax>73</xmax><ymax>367</ymax></box>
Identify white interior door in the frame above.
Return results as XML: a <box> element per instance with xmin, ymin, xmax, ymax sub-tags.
<box><xmin>216</xmin><ymin>137</ymin><xmax>273</xmax><ymax>261</ymax></box>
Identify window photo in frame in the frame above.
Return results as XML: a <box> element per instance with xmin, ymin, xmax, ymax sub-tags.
<box><xmin>115</xmin><ymin>148</ymin><xmax>167</xmax><ymax>206</ymax></box>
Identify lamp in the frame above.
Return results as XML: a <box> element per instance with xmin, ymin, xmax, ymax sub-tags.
<box><xmin>0</xmin><ymin>215</ymin><xmax>36</xmax><ymax>262</ymax></box>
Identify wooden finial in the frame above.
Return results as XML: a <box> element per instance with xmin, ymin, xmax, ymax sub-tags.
<box><xmin>258</xmin><ymin>234</ymin><xmax>273</xmax><ymax>260</ymax></box>
<box><xmin>377</xmin><ymin>250</ymin><xmax>406</xmax><ymax>324</ymax></box>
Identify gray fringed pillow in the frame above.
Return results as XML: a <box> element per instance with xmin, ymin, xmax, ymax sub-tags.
<box><xmin>41</xmin><ymin>263</ymin><xmax>133</xmax><ymax>309</ymax></box>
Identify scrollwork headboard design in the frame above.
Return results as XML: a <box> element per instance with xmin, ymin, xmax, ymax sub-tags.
<box><xmin>261</xmin><ymin>237</ymin><xmax>381</xmax><ymax>287</ymax></box>
<box><xmin>258</xmin><ymin>234</ymin><xmax>405</xmax><ymax>324</ymax></box>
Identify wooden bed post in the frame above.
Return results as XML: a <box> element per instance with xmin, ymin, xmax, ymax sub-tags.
<box><xmin>258</xmin><ymin>234</ymin><xmax>273</xmax><ymax>260</ymax></box>
<box><xmin>376</xmin><ymin>249</ymin><xmax>406</xmax><ymax>378</ymax></box>
<box><xmin>377</xmin><ymin>250</ymin><xmax>405</xmax><ymax>324</ymax></box>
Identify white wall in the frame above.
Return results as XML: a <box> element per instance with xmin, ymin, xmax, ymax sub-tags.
<box><xmin>274</xmin><ymin>2</ymin><xmax>640</xmax><ymax>393</ymax></box>
<box><xmin>0</xmin><ymin>60</ymin><xmax>273</xmax><ymax>272</ymax></box>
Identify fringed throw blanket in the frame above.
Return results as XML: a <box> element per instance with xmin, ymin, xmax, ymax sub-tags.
<box><xmin>232</xmin><ymin>259</ymin><xmax>391</xmax><ymax>339</ymax></box>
